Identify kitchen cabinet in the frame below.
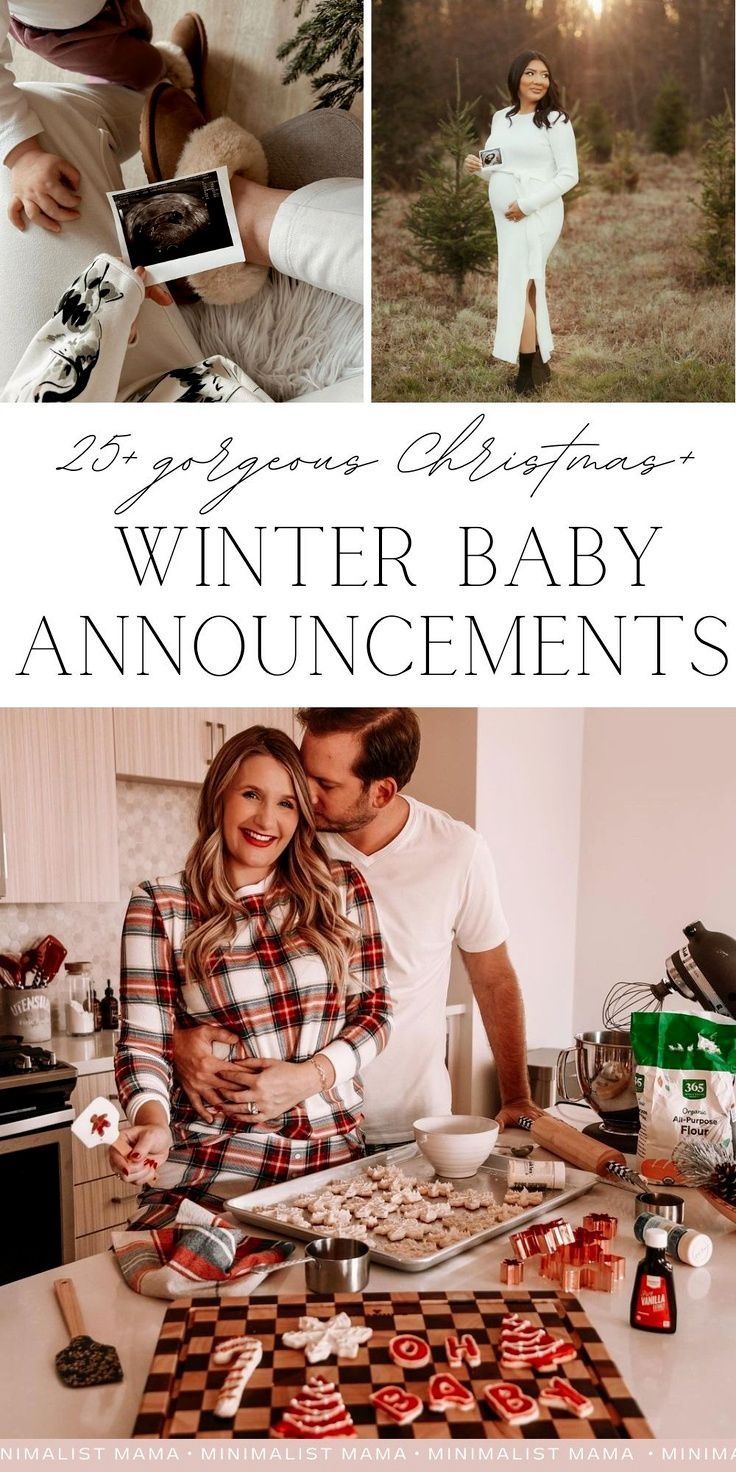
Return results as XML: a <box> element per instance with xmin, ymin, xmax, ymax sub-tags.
<box><xmin>113</xmin><ymin>708</ymin><xmax>297</xmax><ymax>786</ymax></box>
<box><xmin>69</xmin><ymin>1068</ymin><xmax>136</xmax><ymax>1259</ymax></box>
<box><xmin>0</xmin><ymin>710</ymin><xmax>119</xmax><ymax>904</ymax></box>
<box><xmin>75</xmin><ymin>1175</ymin><xmax>139</xmax><ymax>1238</ymax></box>
<box><xmin>70</xmin><ymin>1071</ymin><xmax>121</xmax><ymax>1186</ymax></box>
<box><xmin>74</xmin><ymin>1226</ymin><xmax>124</xmax><ymax>1261</ymax></box>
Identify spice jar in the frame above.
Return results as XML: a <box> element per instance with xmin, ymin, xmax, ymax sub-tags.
<box><xmin>634</xmin><ymin>1213</ymin><xmax>712</xmax><ymax>1267</ymax></box>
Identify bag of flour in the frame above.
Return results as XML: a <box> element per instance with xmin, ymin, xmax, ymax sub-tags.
<box><xmin>631</xmin><ymin>1010</ymin><xmax>736</xmax><ymax>1179</ymax></box>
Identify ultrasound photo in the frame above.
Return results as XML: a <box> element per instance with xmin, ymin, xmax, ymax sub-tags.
<box><xmin>479</xmin><ymin>147</ymin><xmax>503</xmax><ymax>167</ymax></box>
<box><xmin>107</xmin><ymin>168</ymin><xmax>244</xmax><ymax>284</ymax></box>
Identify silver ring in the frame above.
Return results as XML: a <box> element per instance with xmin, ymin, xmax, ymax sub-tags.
<box><xmin>245</xmin><ymin>1101</ymin><xmax>258</xmax><ymax>1116</ymax></box>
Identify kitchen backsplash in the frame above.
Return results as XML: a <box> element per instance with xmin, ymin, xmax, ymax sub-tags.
<box><xmin>0</xmin><ymin>780</ymin><xmax>198</xmax><ymax>999</ymax></box>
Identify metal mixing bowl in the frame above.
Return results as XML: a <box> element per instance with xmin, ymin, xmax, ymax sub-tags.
<box><xmin>556</xmin><ymin>1030</ymin><xmax>639</xmax><ymax>1131</ymax></box>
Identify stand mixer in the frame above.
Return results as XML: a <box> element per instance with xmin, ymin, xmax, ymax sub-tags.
<box><xmin>557</xmin><ymin>922</ymin><xmax>736</xmax><ymax>1156</ymax></box>
<box><xmin>603</xmin><ymin>921</ymin><xmax>736</xmax><ymax>1028</ymax></box>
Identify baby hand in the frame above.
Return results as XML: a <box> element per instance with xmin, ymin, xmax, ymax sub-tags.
<box><xmin>7</xmin><ymin>144</ymin><xmax>81</xmax><ymax>234</ymax></box>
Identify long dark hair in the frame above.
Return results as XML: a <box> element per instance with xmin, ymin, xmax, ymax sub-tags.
<box><xmin>506</xmin><ymin>50</ymin><xmax>569</xmax><ymax>130</ymax></box>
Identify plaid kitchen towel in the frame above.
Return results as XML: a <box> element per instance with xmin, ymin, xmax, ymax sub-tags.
<box><xmin>111</xmin><ymin>1198</ymin><xmax>295</xmax><ymax>1298</ymax></box>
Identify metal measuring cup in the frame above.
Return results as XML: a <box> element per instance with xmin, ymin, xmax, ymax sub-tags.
<box><xmin>259</xmin><ymin>1235</ymin><xmax>371</xmax><ymax>1291</ymax></box>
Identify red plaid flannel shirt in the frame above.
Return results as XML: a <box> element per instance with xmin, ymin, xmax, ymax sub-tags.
<box><xmin>115</xmin><ymin>861</ymin><xmax>392</xmax><ymax>1214</ymax></box>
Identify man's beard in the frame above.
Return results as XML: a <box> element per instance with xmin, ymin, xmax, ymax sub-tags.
<box><xmin>314</xmin><ymin>805</ymin><xmax>377</xmax><ymax>835</ymax></box>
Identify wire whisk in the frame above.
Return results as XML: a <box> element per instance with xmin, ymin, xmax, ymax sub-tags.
<box><xmin>602</xmin><ymin>979</ymin><xmax>673</xmax><ymax>1030</ymax></box>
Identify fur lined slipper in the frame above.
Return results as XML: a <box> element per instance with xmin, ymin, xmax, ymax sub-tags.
<box><xmin>140</xmin><ymin>82</ymin><xmax>204</xmax><ymax>186</ymax></box>
<box><xmin>154</xmin><ymin>40</ymin><xmax>194</xmax><ymax>92</ymax></box>
<box><xmin>177</xmin><ymin>117</ymin><xmax>269</xmax><ymax>305</ymax></box>
<box><xmin>170</xmin><ymin>12</ymin><xmax>208</xmax><ymax>111</ymax></box>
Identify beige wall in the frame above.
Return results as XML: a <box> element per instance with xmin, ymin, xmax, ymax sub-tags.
<box><xmin>475</xmin><ymin>710</ymin><xmax>584</xmax><ymax>1052</ymax></box>
<box><xmin>408</xmin><ymin>708</ymin><xmax>478</xmax><ymax>827</ymax></box>
<box><xmin>573</xmin><ymin>709</ymin><xmax>736</xmax><ymax>1033</ymax></box>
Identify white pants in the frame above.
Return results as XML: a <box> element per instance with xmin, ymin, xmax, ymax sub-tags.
<box><xmin>0</xmin><ymin>81</ymin><xmax>363</xmax><ymax>399</ymax></box>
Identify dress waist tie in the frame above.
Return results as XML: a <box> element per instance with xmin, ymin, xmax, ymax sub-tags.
<box><xmin>495</xmin><ymin>169</ymin><xmax>548</xmax><ymax>278</ymax></box>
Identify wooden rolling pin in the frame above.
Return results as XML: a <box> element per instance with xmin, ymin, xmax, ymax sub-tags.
<box><xmin>516</xmin><ymin>1113</ymin><xmax>636</xmax><ymax>1182</ymax></box>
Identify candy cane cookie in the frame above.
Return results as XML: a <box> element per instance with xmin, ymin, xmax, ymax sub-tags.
<box><xmin>212</xmin><ymin>1337</ymin><xmax>263</xmax><ymax>1418</ymax></box>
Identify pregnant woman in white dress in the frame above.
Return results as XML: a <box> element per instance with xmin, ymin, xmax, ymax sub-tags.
<box><xmin>465</xmin><ymin>52</ymin><xmax>578</xmax><ymax>395</ymax></box>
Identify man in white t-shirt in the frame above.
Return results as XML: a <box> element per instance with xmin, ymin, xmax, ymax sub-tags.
<box><xmin>173</xmin><ymin>709</ymin><xmax>541</xmax><ymax>1145</ymax></box>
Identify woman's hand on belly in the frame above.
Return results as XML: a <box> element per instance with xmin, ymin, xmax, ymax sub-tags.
<box><xmin>505</xmin><ymin>200</ymin><xmax>526</xmax><ymax>221</ymax></box>
<box><xmin>173</xmin><ymin>1020</ymin><xmax>244</xmax><ymax>1122</ymax></box>
<box><xmin>218</xmin><ymin>1057</ymin><xmax>326</xmax><ymax>1125</ymax></box>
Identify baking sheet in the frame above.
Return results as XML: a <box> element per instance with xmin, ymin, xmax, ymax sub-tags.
<box><xmin>227</xmin><ymin>1144</ymin><xmax>597</xmax><ymax>1272</ymax></box>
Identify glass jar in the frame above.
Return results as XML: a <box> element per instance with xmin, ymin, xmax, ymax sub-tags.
<box><xmin>64</xmin><ymin>961</ymin><xmax>95</xmax><ymax>1036</ymax></box>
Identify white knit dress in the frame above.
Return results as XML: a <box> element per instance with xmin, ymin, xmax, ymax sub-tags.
<box><xmin>480</xmin><ymin>108</ymin><xmax>578</xmax><ymax>364</ymax></box>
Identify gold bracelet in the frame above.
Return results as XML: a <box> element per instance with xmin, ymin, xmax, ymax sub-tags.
<box><xmin>312</xmin><ymin>1054</ymin><xmax>329</xmax><ymax>1092</ymax></box>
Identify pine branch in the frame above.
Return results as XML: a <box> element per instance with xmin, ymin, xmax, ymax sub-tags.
<box><xmin>278</xmin><ymin>0</ymin><xmax>363</xmax><ymax>110</ymax></box>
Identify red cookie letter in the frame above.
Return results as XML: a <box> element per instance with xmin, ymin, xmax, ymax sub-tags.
<box><xmin>369</xmin><ymin>1386</ymin><xmax>423</xmax><ymax>1424</ymax></box>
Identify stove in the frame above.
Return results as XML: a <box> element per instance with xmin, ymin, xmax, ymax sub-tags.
<box><xmin>0</xmin><ymin>1038</ymin><xmax>64</xmax><ymax>1075</ymax></box>
<box><xmin>0</xmin><ymin>1038</ymin><xmax>77</xmax><ymax>1284</ymax></box>
<box><xmin>0</xmin><ymin>1038</ymin><xmax>77</xmax><ymax>1136</ymax></box>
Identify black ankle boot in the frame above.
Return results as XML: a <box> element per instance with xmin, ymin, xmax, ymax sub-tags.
<box><xmin>514</xmin><ymin>351</ymin><xmax>538</xmax><ymax>395</ymax></box>
<box><xmin>534</xmin><ymin>346</ymin><xmax>551</xmax><ymax>384</ymax></box>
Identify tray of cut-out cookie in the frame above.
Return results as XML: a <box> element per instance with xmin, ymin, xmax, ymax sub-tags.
<box><xmin>227</xmin><ymin>1146</ymin><xmax>597</xmax><ymax>1271</ymax></box>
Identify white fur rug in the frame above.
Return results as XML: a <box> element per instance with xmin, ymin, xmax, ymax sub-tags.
<box><xmin>181</xmin><ymin>271</ymin><xmax>362</xmax><ymax>402</ymax></box>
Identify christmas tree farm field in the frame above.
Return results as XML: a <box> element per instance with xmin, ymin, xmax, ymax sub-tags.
<box><xmin>372</xmin><ymin>155</ymin><xmax>734</xmax><ymax>403</ymax></box>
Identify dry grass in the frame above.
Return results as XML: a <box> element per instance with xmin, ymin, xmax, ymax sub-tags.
<box><xmin>372</xmin><ymin>154</ymin><xmax>735</xmax><ymax>403</ymax></box>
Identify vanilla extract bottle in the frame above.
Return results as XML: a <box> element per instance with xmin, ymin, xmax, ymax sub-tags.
<box><xmin>629</xmin><ymin>1226</ymin><xmax>677</xmax><ymax>1334</ymax></box>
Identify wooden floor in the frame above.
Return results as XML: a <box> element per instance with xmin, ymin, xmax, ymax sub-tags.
<box><xmin>11</xmin><ymin>0</ymin><xmax>328</xmax><ymax>137</ymax></box>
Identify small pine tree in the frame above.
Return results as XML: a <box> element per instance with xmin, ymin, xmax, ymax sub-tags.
<box><xmin>278</xmin><ymin>0</ymin><xmax>362</xmax><ymax>110</ymax></box>
<box><xmin>649</xmin><ymin>76</ymin><xmax>688</xmax><ymax>156</ymax></box>
<box><xmin>583</xmin><ymin>101</ymin><xmax>613</xmax><ymax>162</ymax></box>
<box><xmin>406</xmin><ymin>66</ymin><xmax>497</xmax><ymax>301</ymax></box>
<box><xmin>600</xmin><ymin>131</ymin><xmax>640</xmax><ymax>194</ymax></box>
<box><xmin>693</xmin><ymin>109</ymin><xmax>735</xmax><ymax>285</ymax></box>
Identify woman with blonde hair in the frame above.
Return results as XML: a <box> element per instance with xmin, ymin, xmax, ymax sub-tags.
<box><xmin>110</xmin><ymin>725</ymin><xmax>392</xmax><ymax>1226</ymax></box>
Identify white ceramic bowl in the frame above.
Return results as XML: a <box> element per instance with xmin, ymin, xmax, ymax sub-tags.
<box><xmin>413</xmin><ymin>1114</ymin><xmax>500</xmax><ymax>1178</ymax></box>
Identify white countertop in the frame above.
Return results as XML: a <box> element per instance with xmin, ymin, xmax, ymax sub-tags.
<box><xmin>0</xmin><ymin>1135</ymin><xmax>733</xmax><ymax>1441</ymax></box>
<box><xmin>51</xmin><ymin>1030</ymin><xmax>118</xmax><ymax>1076</ymax></box>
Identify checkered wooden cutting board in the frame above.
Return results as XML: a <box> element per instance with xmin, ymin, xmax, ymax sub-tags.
<box><xmin>133</xmin><ymin>1289</ymin><xmax>653</xmax><ymax>1440</ymax></box>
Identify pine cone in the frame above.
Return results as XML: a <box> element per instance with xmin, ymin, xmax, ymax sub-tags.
<box><xmin>710</xmin><ymin>1161</ymin><xmax>736</xmax><ymax>1206</ymax></box>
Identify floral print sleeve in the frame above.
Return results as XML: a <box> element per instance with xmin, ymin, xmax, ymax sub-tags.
<box><xmin>1</xmin><ymin>254</ymin><xmax>142</xmax><ymax>402</ymax></box>
<box><xmin>1</xmin><ymin>250</ymin><xmax>274</xmax><ymax>404</ymax></box>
